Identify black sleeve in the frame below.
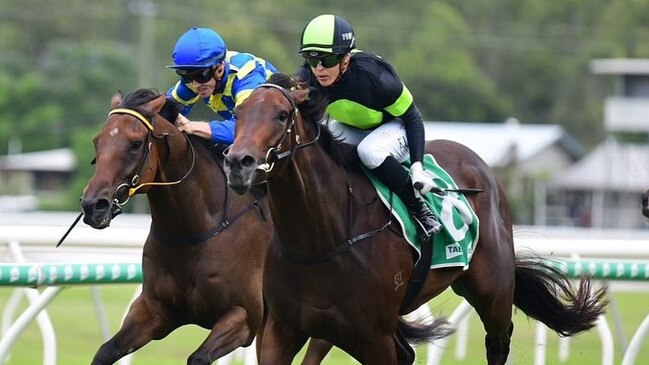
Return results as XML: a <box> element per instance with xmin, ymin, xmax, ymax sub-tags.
<box><xmin>401</xmin><ymin>103</ymin><xmax>425</xmax><ymax>164</ymax></box>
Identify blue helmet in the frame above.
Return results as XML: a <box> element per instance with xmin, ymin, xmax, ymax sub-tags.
<box><xmin>168</xmin><ymin>27</ymin><xmax>227</xmax><ymax>68</ymax></box>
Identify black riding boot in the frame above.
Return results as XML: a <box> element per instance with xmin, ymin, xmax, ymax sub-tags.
<box><xmin>371</xmin><ymin>157</ymin><xmax>442</xmax><ymax>237</ymax></box>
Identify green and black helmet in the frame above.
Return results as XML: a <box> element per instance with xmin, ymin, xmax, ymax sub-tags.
<box><xmin>299</xmin><ymin>14</ymin><xmax>356</xmax><ymax>56</ymax></box>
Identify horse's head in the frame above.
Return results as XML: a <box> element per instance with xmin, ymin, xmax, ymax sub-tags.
<box><xmin>81</xmin><ymin>89</ymin><xmax>177</xmax><ymax>228</ymax></box>
<box><xmin>224</xmin><ymin>74</ymin><xmax>312</xmax><ymax>195</ymax></box>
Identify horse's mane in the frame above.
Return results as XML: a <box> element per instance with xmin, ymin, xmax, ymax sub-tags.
<box><xmin>265</xmin><ymin>73</ymin><xmax>359</xmax><ymax>167</ymax></box>
<box><xmin>119</xmin><ymin>88</ymin><xmax>233</xmax><ymax>168</ymax></box>
<box><xmin>119</xmin><ymin>88</ymin><xmax>182</xmax><ymax>125</ymax></box>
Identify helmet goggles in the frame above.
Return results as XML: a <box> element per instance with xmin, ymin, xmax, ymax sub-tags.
<box><xmin>175</xmin><ymin>66</ymin><xmax>215</xmax><ymax>84</ymax></box>
<box><xmin>302</xmin><ymin>52</ymin><xmax>344</xmax><ymax>68</ymax></box>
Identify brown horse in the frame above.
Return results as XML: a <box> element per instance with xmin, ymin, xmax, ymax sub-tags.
<box><xmin>642</xmin><ymin>189</ymin><xmax>649</xmax><ymax>218</ymax></box>
<box><xmin>80</xmin><ymin>89</ymin><xmax>273</xmax><ymax>364</ymax></box>
<box><xmin>223</xmin><ymin>73</ymin><xmax>608</xmax><ymax>365</ymax></box>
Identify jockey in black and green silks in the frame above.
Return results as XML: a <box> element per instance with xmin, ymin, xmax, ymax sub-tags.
<box><xmin>297</xmin><ymin>14</ymin><xmax>442</xmax><ymax>237</ymax></box>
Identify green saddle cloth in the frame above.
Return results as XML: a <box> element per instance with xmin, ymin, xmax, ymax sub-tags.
<box><xmin>363</xmin><ymin>154</ymin><xmax>479</xmax><ymax>269</ymax></box>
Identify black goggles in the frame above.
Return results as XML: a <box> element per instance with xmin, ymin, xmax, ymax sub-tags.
<box><xmin>176</xmin><ymin>67</ymin><xmax>215</xmax><ymax>83</ymax></box>
<box><xmin>303</xmin><ymin>54</ymin><xmax>344</xmax><ymax>68</ymax></box>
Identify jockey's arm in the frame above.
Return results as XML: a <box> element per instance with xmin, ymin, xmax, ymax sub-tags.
<box><xmin>400</xmin><ymin>103</ymin><xmax>425</xmax><ymax>164</ymax></box>
<box><xmin>175</xmin><ymin>113</ymin><xmax>215</xmax><ymax>140</ymax></box>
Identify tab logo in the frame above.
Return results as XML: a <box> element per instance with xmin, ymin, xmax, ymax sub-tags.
<box><xmin>446</xmin><ymin>243</ymin><xmax>463</xmax><ymax>260</ymax></box>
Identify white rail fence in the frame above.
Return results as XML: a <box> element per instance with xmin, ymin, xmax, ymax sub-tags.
<box><xmin>1</xmin><ymin>214</ymin><xmax>648</xmax><ymax>364</ymax></box>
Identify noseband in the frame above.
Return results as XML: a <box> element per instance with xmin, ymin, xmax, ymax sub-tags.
<box><xmin>107</xmin><ymin>107</ymin><xmax>196</xmax><ymax>209</ymax></box>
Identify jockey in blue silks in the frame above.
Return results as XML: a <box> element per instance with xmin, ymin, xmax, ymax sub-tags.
<box><xmin>166</xmin><ymin>27</ymin><xmax>277</xmax><ymax>144</ymax></box>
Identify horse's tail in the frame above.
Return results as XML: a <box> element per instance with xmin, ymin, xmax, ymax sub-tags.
<box><xmin>513</xmin><ymin>257</ymin><xmax>608</xmax><ymax>336</ymax></box>
<box><xmin>397</xmin><ymin>316</ymin><xmax>454</xmax><ymax>344</ymax></box>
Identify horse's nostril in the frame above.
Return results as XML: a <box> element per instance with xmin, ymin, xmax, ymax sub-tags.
<box><xmin>241</xmin><ymin>155</ymin><xmax>256</xmax><ymax>168</ymax></box>
<box><xmin>94</xmin><ymin>199</ymin><xmax>111</xmax><ymax>212</ymax></box>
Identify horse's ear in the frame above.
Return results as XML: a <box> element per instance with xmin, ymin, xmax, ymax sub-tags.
<box><xmin>293</xmin><ymin>89</ymin><xmax>310</xmax><ymax>104</ymax></box>
<box><xmin>144</xmin><ymin>94</ymin><xmax>167</xmax><ymax>114</ymax></box>
<box><xmin>111</xmin><ymin>91</ymin><xmax>123</xmax><ymax>108</ymax></box>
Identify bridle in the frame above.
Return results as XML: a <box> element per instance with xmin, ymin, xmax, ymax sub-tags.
<box><xmin>247</xmin><ymin>83</ymin><xmax>321</xmax><ymax>175</ymax></box>
<box><xmin>58</xmin><ymin>106</ymin><xmax>198</xmax><ymax>247</ymax></box>
<box><xmin>107</xmin><ymin>107</ymin><xmax>196</xmax><ymax>210</ymax></box>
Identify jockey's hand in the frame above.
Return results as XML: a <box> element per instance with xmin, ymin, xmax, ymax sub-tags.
<box><xmin>410</xmin><ymin>161</ymin><xmax>434</xmax><ymax>195</ymax></box>
<box><xmin>175</xmin><ymin>114</ymin><xmax>192</xmax><ymax>133</ymax></box>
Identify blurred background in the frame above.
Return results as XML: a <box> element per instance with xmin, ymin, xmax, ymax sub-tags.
<box><xmin>1</xmin><ymin>0</ymin><xmax>648</xmax><ymax>229</ymax></box>
<box><xmin>2</xmin><ymin>2</ymin><xmax>649</xmax><ymax>364</ymax></box>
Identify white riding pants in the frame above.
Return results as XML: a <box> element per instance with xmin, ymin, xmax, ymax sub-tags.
<box><xmin>325</xmin><ymin>119</ymin><xmax>409</xmax><ymax>169</ymax></box>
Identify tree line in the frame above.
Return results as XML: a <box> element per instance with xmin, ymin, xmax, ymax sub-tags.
<box><xmin>1</xmin><ymin>0</ymin><xmax>648</xmax><ymax>211</ymax></box>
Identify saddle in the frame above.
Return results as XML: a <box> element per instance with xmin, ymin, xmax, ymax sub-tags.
<box><xmin>363</xmin><ymin>154</ymin><xmax>480</xmax><ymax>313</ymax></box>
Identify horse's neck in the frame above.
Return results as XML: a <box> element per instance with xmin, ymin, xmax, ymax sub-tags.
<box><xmin>147</xmin><ymin>136</ymin><xmax>227</xmax><ymax>235</ymax></box>
<box><xmin>268</xmin><ymin>145</ymin><xmax>369</xmax><ymax>256</ymax></box>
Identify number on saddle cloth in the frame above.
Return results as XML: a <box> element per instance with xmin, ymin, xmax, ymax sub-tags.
<box><xmin>363</xmin><ymin>154</ymin><xmax>480</xmax><ymax>269</ymax></box>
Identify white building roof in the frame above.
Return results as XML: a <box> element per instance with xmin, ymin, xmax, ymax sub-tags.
<box><xmin>590</xmin><ymin>58</ymin><xmax>649</xmax><ymax>75</ymax></box>
<box><xmin>0</xmin><ymin>120</ymin><xmax>579</xmax><ymax>174</ymax></box>
<box><xmin>424</xmin><ymin>119</ymin><xmax>580</xmax><ymax>168</ymax></box>
<box><xmin>549</xmin><ymin>139</ymin><xmax>649</xmax><ymax>192</ymax></box>
<box><xmin>0</xmin><ymin>148</ymin><xmax>76</xmax><ymax>172</ymax></box>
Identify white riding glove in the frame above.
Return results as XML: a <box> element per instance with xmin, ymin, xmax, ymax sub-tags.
<box><xmin>410</xmin><ymin>161</ymin><xmax>434</xmax><ymax>195</ymax></box>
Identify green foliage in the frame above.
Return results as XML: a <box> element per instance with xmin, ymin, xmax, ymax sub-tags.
<box><xmin>393</xmin><ymin>3</ymin><xmax>511</xmax><ymax>122</ymax></box>
<box><xmin>2</xmin><ymin>0</ymin><xmax>649</xmax><ymax>213</ymax></box>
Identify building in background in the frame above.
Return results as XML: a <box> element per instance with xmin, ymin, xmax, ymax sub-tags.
<box><xmin>425</xmin><ymin>118</ymin><xmax>584</xmax><ymax>224</ymax></box>
<box><xmin>0</xmin><ymin>148</ymin><xmax>75</xmax><ymax>211</ymax></box>
<box><xmin>0</xmin><ymin>120</ymin><xmax>581</xmax><ymax>219</ymax></box>
<box><xmin>541</xmin><ymin>59</ymin><xmax>649</xmax><ymax>229</ymax></box>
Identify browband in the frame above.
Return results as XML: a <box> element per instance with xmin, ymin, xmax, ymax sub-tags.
<box><xmin>109</xmin><ymin>108</ymin><xmax>154</xmax><ymax>131</ymax></box>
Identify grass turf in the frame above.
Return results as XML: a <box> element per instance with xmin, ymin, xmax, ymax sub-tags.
<box><xmin>0</xmin><ymin>284</ymin><xmax>647</xmax><ymax>364</ymax></box>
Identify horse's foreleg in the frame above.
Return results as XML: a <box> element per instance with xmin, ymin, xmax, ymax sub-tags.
<box><xmin>91</xmin><ymin>297</ymin><xmax>175</xmax><ymax>365</ymax></box>
<box><xmin>301</xmin><ymin>338</ymin><xmax>334</xmax><ymax>365</ymax></box>
<box><xmin>258</xmin><ymin>315</ymin><xmax>308</xmax><ymax>365</ymax></box>
<box><xmin>187</xmin><ymin>306</ymin><xmax>258</xmax><ymax>365</ymax></box>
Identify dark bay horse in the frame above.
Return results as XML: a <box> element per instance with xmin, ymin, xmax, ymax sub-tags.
<box><xmin>223</xmin><ymin>73</ymin><xmax>608</xmax><ymax>365</ymax></box>
<box><xmin>80</xmin><ymin>89</ymin><xmax>273</xmax><ymax>364</ymax></box>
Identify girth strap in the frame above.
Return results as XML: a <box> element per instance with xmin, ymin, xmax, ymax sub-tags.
<box><xmin>399</xmin><ymin>231</ymin><xmax>434</xmax><ymax>315</ymax></box>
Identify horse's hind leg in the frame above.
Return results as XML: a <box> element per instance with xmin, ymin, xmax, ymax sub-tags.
<box><xmin>91</xmin><ymin>296</ymin><xmax>175</xmax><ymax>365</ymax></box>
<box><xmin>348</xmin><ymin>334</ymin><xmax>399</xmax><ymax>365</ymax></box>
<box><xmin>453</xmin><ymin>279</ymin><xmax>515</xmax><ymax>365</ymax></box>
<box><xmin>452</xmin><ymin>246</ymin><xmax>516</xmax><ymax>365</ymax></box>
<box><xmin>187</xmin><ymin>306</ymin><xmax>259</xmax><ymax>365</ymax></box>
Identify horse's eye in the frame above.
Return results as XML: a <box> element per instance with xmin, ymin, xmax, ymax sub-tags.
<box><xmin>130</xmin><ymin>140</ymin><xmax>143</xmax><ymax>151</ymax></box>
<box><xmin>277</xmin><ymin>111</ymin><xmax>289</xmax><ymax>122</ymax></box>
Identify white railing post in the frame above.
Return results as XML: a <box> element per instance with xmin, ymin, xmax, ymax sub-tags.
<box><xmin>621</xmin><ymin>313</ymin><xmax>649</xmax><ymax>365</ymax></box>
<box><xmin>0</xmin><ymin>287</ymin><xmax>62</xmax><ymax>364</ymax></box>
<box><xmin>427</xmin><ymin>299</ymin><xmax>472</xmax><ymax>365</ymax></box>
<box><xmin>7</xmin><ymin>240</ymin><xmax>59</xmax><ymax>365</ymax></box>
